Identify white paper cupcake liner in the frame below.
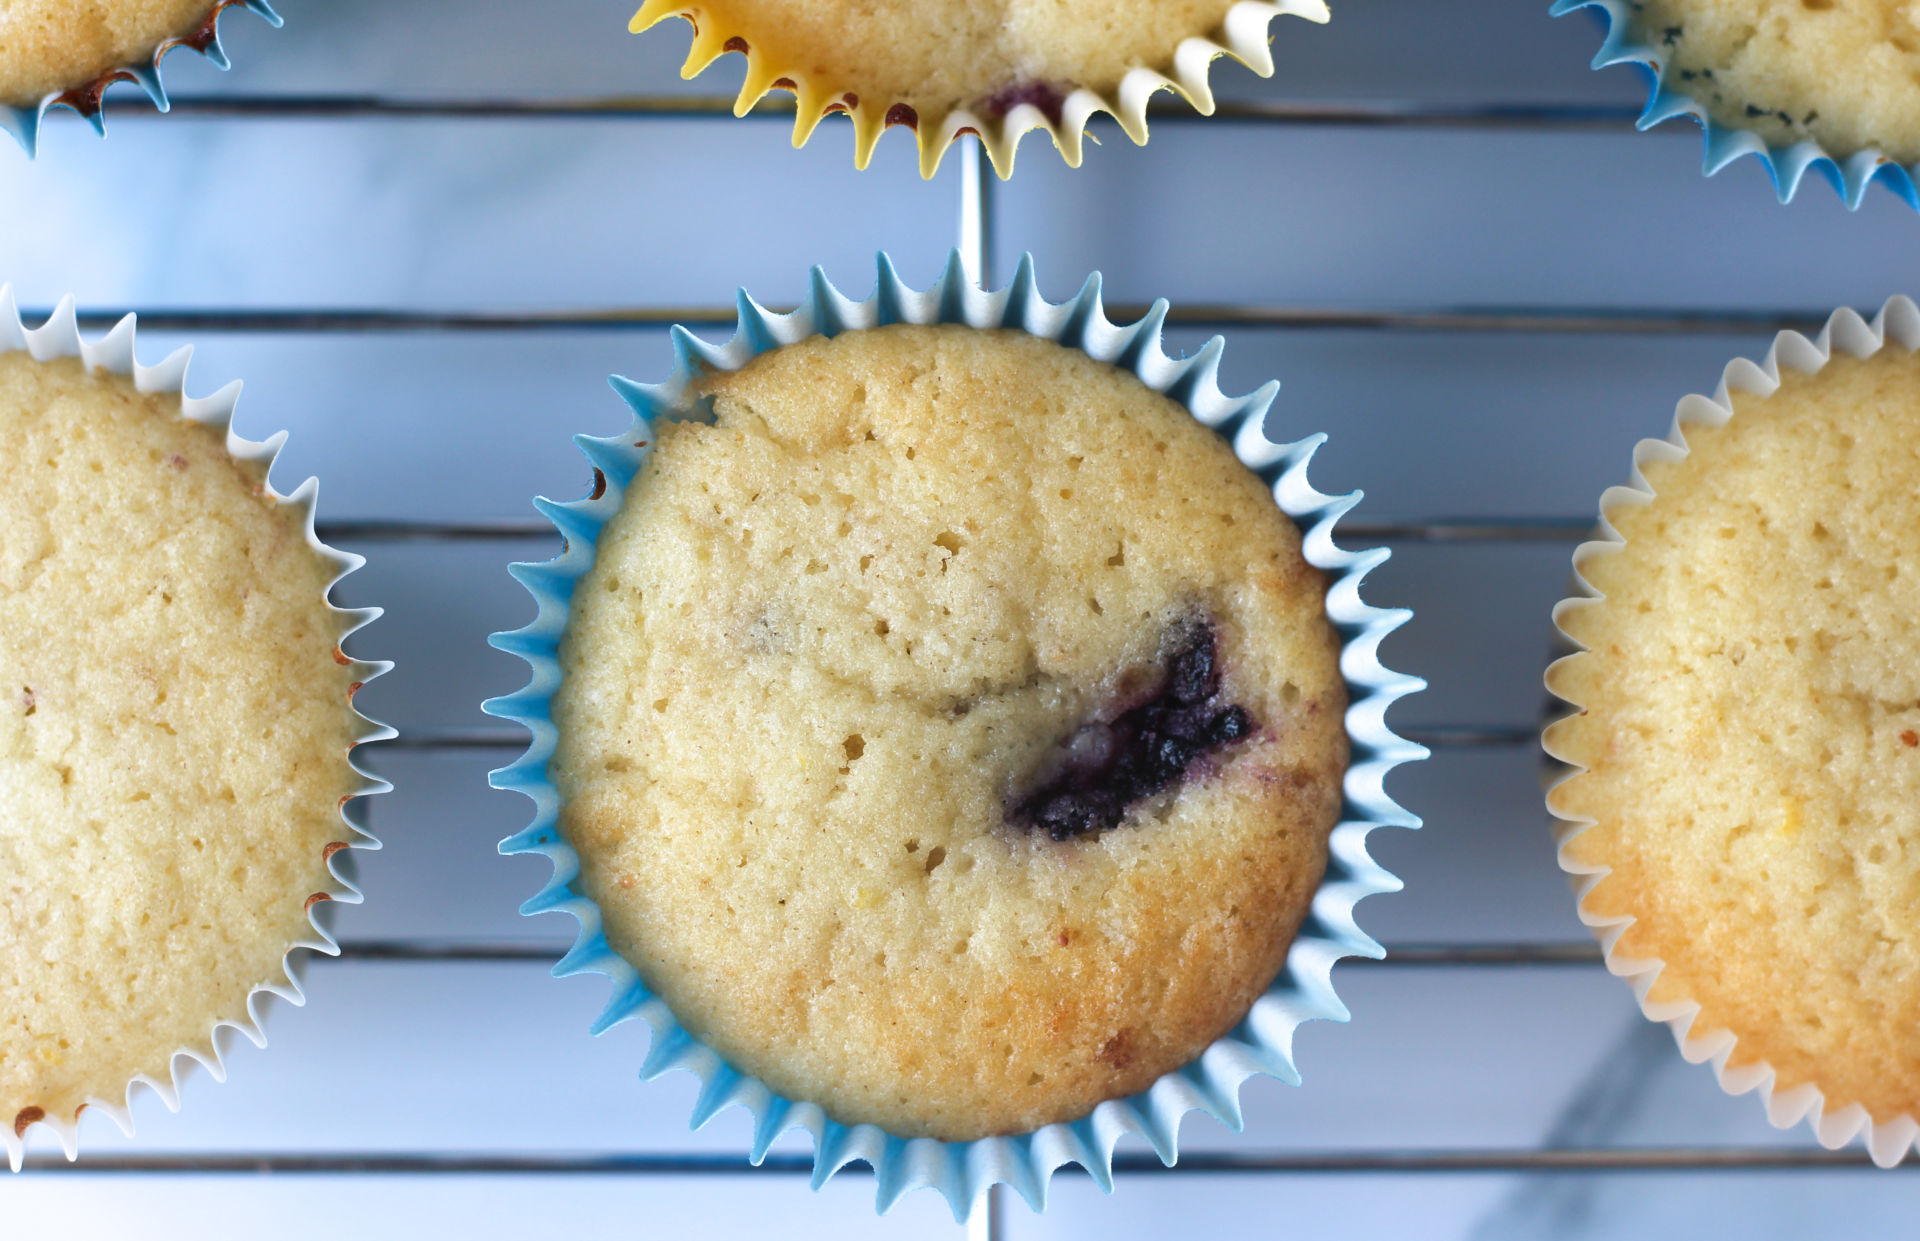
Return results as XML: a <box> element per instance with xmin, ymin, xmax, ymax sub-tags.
<box><xmin>630</xmin><ymin>0</ymin><xmax>1328</xmax><ymax>176</ymax></box>
<box><xmin>487</xmin><ymin>252</ymin><xmax>1427</xmax><ymax>1219</ymax></box>
<box><xmin>0</xmin><ymin>287</ymin><xmax>393</xmax><ymax>1172</ymax></box>
<box><xmin>0</xmin><ymin>0</ymin><xmax>282</xmax><ymax>159</ymax></box>
<box><xmin>1552</xmin><ymin>0</ymin><xmax>1920</xmax><ymax>210</ymax></box>
<box><xmin>1543</xmin><ymin>294</ymin><xmax>1920</xmax><ymax>1170</ymax></box>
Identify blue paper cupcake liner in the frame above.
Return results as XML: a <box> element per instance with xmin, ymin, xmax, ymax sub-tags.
<box><xmin>0</xmin><ymin>0</ymin><xmax>281</xmax><ymax>158</ymax></box>
<box><xmin>1552</xmin><ymin>0</ymin><xmax>1920</xmax><ymax>210</ymax></box>
<box><xmin>0</xmin><ymin>287</ymin><xmax>392</xmax><ymax>1171</ymax></box>
<box><xmin>486</xmin><ymin>252</ymin><xmax>1427</xmax><ymax>1220</ymax></box>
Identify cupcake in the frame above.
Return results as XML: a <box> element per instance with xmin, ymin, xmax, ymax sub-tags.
<box><xmin>1635</xmin><ymin>0</ymin><xmax>1920</xmax><ymax>160</ymax></box>
<box><xmin>554</xmin><ymin>322</ymin><xmax>1346</xmax><ymax>1139</ymax></box>
<box><xmin>628</xmin><ymin>0</ymin><xmax>1331</xmax><ymax>175</ymax></box>
<box><xmin>0</xmin><ymin>296</ymin><xmax>386</xmax><ymax>1170</ymax></box>
<box><xmin>1555</xmin><ymin>0</ymin><xmax>1920</xmax><ymax>207</ymax></box>
<box><xmin>0</xmin><ymin>0</ymin><xmax>282</xmax><ymax>157</ymax></box>
<box><xmin>1545</xmin><ymin>297</ymin><xmax>1920</xmax><ymax>1168</ymax></box>
<box><xmin>490</xmin><ymin>256</ymin><xmax>1424</xmax><ymax>1216</ymax></box>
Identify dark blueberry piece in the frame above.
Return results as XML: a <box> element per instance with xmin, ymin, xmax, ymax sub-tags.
<box><xmin>1208</xmin><ymin>706</ymin><xmax>1250</xmax><ymax>746</ymax></box>
<box><xmin>1033</xmin><ymin>793</ymin><xmax>1093</xmax><ymax>840</ymax></box>
<box><xmin>1009</xmin><ymin>615</ymin><xmax>1260</xmax><ymax>842</ymax></box>
<box><xmin>980</xmin><ymin>80</ymin><xmax>1068</xmax><ymax>125</ymax></box>
<box><xmin>1031</xmin><ymin>788</ymin><xmax>1122</xmax><ymax>842</ymax></box>
<box><xmin>1164</xmin><ymin>624</ymin><xmax>1220</xmax><ymax>704</ymax></box>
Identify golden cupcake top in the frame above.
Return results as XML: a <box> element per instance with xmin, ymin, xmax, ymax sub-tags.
<box><xmin>633</xmin><ymin>0</ymin><xmax>1326</xmax><ymax>173</ymax></box>
<box><xmin>1637</xmin><ymin>0</ymin><xmax>1920</xmax><ymax>162</ymax></box>
<box><xmin>0</xmin><ymin>0</ymin><xmax>227</xmax><ymax>109</ymax></box>
<box><xmin>1549</xmin><ymin>347</ymin><xmax>1920</xmax><ymax>1123</ymax></box>
<box><xmin>0</xmin><ymin>352</ymin><xmax>356</xmax><ymax>1136</ymax></box>
<box><xmin>552</xmin><ymin>324</ymin><xmax>1347</xmax><ymax>1140</ymax></box>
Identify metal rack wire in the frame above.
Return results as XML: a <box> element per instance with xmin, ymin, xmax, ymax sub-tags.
<box><xmin>15</xmin><ymin>90</ymin><xmax>1916</xmax><ymax>1240</ymax></box>
<box><xmin>116</xmin><ymin>93</ymin><xmax>1658</xmax><ymax>127</ymax></box>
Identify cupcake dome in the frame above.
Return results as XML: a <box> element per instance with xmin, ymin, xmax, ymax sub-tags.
<box><xmin>550</xmin><ymin>323</ymin><xmax>1348</xmax><ymax>1140</ymax></box>
<box><xmin>631</xmin><ymin>0</ymin><xmax>1329</xmax><ymax>174</ymax></box>
<box><xmin>0</xmin><ymin>0</ymin><xmax>224</xmax><ymax>107</ymax></box>
<box><xmin>1548</xmin><ymin>339</ymin><xmax>1920</xmax><ymax>1135</ymax></box>
<box><xmin>0</xmin><ymin>346</ymin><xmax>365</xmax><ymax>1151</ymax></box>
<box><xmin>1632</xmin><ymin>0</ymin><xmax>1920</xmax><ymax>163</ymax></box>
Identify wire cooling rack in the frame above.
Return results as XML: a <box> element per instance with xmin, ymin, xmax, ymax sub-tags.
<box><xmin>10</xmin><ymin>31</ymin><xmax>1919</xmax><ymax>1239</ymax></box>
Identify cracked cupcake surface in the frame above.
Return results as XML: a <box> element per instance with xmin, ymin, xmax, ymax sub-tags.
<box><xmin>552</xmin><ymin>324</ymin><xmax>1346</xmax><ymax>1140</ymax></box>
<box><xmin>0</xmin><ymin>0</ymin><xmax>221</xmax><ymax>109</ymax></box>
<box><xmin>0</xmin><ymin>353</ymin><xmax>355</xmax><ymax>1136</ymax></box>
<box><xmin>1549</xmin><ymin>347</ymin><xmax>1920</xmax><ymax>1123</ymax></box>
<box><xmin>1631</xmin><ymin>0</ymin><xmax>1920</xmax><ymax>163</ymax></box>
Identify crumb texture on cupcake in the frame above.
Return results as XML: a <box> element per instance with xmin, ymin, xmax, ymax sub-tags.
<box><xmin>0</xmin><ymin>354</ymin><xmax>354</xmax><ymax>1132</ymax></box>
<box><xmin>0</xmin><ymin>0</ymin><xmax>217</xmax><ymax>108</ymax></box>
<box><xmin>1550</xmin><ymin>347</ymin><xmax>1920</xmax><ymax>1122</ymax></box>
<box><xmin>553</xmin><ymin>324</ymin><xmax>1346</xmax><ymax>1140</ymax></box>
<box><xmin>1634</xmin><ymin>0</ymin><xmax>1920</xmax><ymax>163</ymax></box>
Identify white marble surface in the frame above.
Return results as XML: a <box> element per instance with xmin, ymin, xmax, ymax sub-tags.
<box><xmin>3</xmin><ymin>0</ymin><xmax>1917</xmax><ymax>1235</ymax></box>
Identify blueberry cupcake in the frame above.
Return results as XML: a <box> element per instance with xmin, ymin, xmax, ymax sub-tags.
<box><xmin>1546</xmin><ymin>299</ymin><xmax>1920</xmax><ymax>1166</ymax></box>
<box><xmin>0</xmin><ymin>1</ymin><xmax>281</xmax><ymax>155</ymax></box>
<box><xmin>491</xmin><ymin>257</ymin><xmax>1425</xmax><ymax>1215</ymax></box>
<box><xmin>629</xmin><ymin>0</ymin><xmax>1330</xmax><ymax>174</ymax></box>
<box><xmin>552</xmin><ymin>323</ymin><xmax>1346</xmax><ymax>1138</ymax></box>
<box><xmin>1</xmin><ymin>299</ymin><xmax>385</xmax><ymax>1168</ymax></box>
<box><xmin>1633</xmin><ymin>0</ymin><xmax>1920</xmax><ymax>160</ymax></box>
<box><xmin>1557</xmin><ymin>0</ymin><xmax>1920</xmax><ymax>206</ymax></box>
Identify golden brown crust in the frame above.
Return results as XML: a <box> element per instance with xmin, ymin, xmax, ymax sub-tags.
<box><xmin>1550</xmin><ymin>348</ymin><xmax>1920</xmax><ymax>1122</ymax></box>
<box><xmin>553</xmin><ymin>325</ymin><xmax>1346</xmax><ymax>1138</ymax></box>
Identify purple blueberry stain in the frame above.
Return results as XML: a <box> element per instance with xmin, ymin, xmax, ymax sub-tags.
<box><xmin>1010</xmin><ymin>617</ymin><xmax>1256</xmax><ymax>842</ymax></box>
<box><xmin>979</xmin><ymin>80</ymin><xmax>1068</xmax><ymax>125</ymax></box>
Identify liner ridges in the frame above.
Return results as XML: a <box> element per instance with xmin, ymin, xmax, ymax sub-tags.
<box><xmin>632</xmin><ymin>0</ymin><xmax>1327</xmax><ymax>176</ymax></box>
<box><xmin>1</xmin><ymin>1</ymin><xmax>281</xmax><ymax>157</ymax></box>
<box><xmin>486</xmin><ymin>252</ymin><xmax>1424</xmax><ymax>1219</ymax></box>
<box><xmin>1552</xmin><ymin>0</ymin><xmax>1920</xmax><ymax>209</ymax></box>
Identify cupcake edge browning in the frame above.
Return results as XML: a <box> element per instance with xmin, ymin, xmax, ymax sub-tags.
<box><xmin>0</xmin><ymin>0</ymin><xmax>234</xmax><ymax>111</ymax></box>
<box><xmin>1548</xmin><ymin>346</ymin><xmax>1920</xmax><ymax>1125</ymax></box>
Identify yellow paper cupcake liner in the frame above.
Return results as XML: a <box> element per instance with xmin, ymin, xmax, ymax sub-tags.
<box><xmin>630</xmin><ymin>0</ymin><xmax>1329</xmax><ymax>177</ymax></box>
